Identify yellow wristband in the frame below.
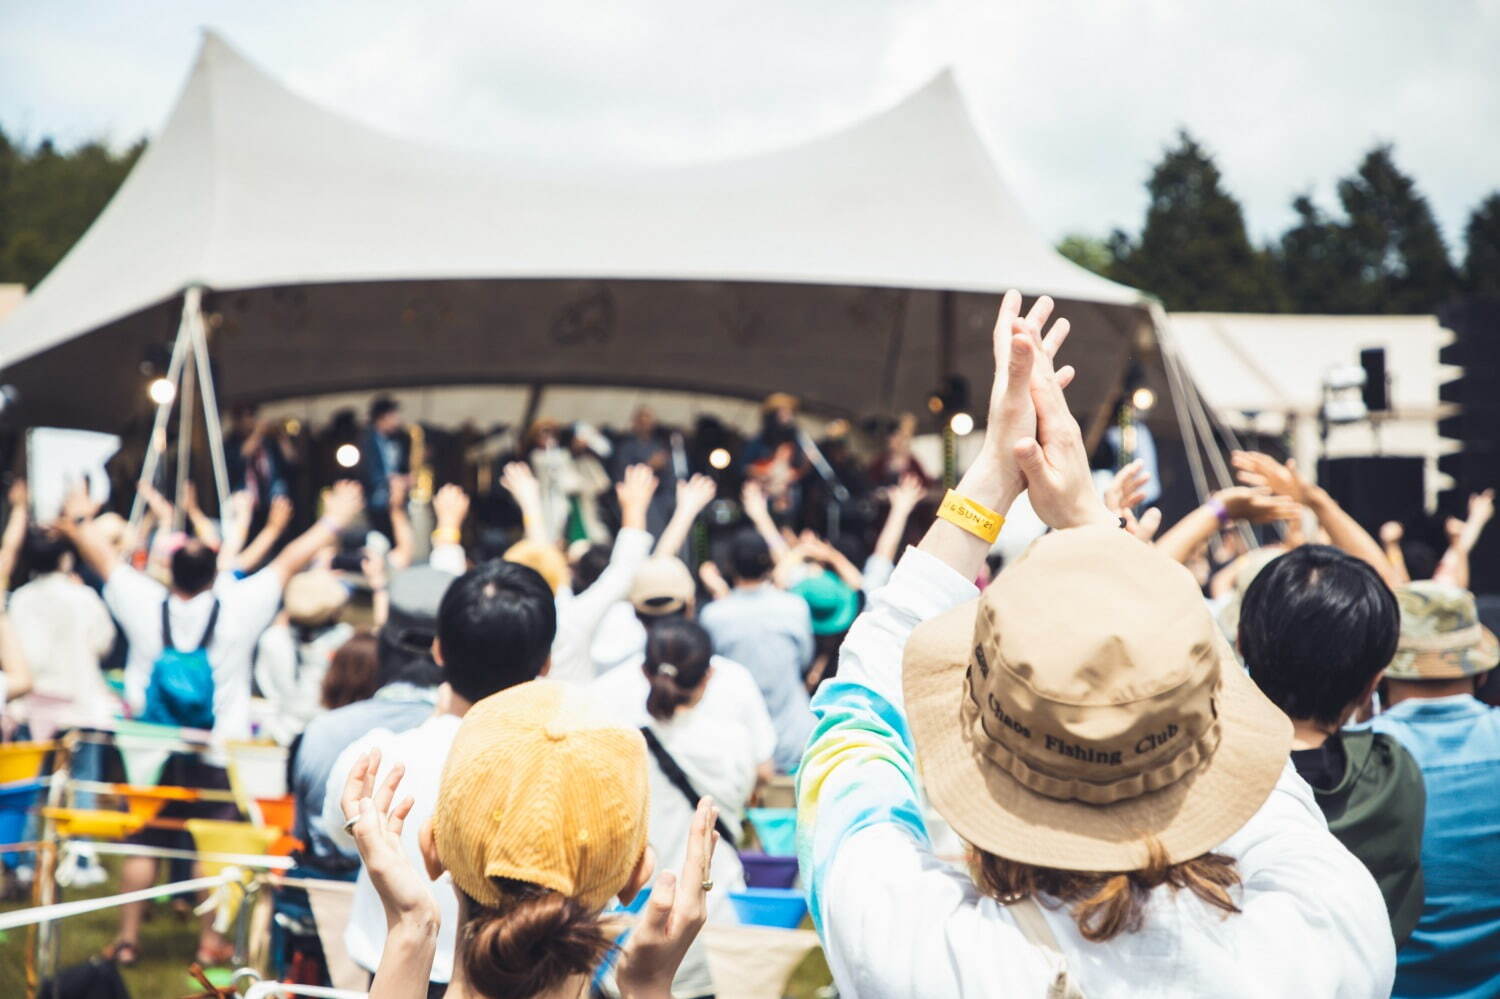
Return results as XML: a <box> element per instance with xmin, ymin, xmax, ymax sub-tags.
<box><xmin>431</xmin><ymin>527</ymin><xmax>462</xmax><ymax>545</ymax></box>
<box><xmin>937</xmin><ymin>490</ymin><xmax>1004</xmax><ymax>544</ymax></box>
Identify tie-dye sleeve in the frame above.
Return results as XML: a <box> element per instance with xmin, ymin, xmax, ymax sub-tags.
<box><xmin>795</xmin><ymin>547</ymin><xmax>979</xmax><ymax>934</ymax></box>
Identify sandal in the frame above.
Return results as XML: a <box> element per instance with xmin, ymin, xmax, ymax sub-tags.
<box><xmin>103</xmin><ymin>940</ymin><xmax>140</xmax><ymax>967</ymax></box>
<box><xmin>194</xmin><ymin>942</ymin><xmax>236</xmax><ymax>967</ymax></box>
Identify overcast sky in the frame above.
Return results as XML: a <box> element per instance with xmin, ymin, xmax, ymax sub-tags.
<box><xmin>3</xmin><ymin>0</ymin><xmax>1496</xmax><ymax>254</ymax></box>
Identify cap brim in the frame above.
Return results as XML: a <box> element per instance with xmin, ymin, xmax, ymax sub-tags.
<box><xmin>902</xmin><ymin>598</ymin><xmax>1291</xmax><ymax>872</ymax></box>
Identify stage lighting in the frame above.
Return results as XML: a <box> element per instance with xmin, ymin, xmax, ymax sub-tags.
<box><xmin>148</xmin><ymin>378</ymin><xmax>176</xmax><ymax>405</ymax></box>
<box><xmin>708</xmin><ymin>447</ymin><xmax>732</xmax><ymax>470</ymax></box>
<box><xmin>948</xmin><ymin>412</ymin><xmax>975</xmax><ymax>436</ymax></box>
<box><xmin>1131</xmin><ymin>386</ymin><xmax>1156</xmax><ymax>412</ymax></box>
<box><xmin>335</xmin><ymin>443</ymin><xmax>361</xmax><ymax>468</ymax></box>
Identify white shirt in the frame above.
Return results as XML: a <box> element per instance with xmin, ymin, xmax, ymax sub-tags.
<box><xmin>798</xmin><ymin>546</ymin><xmax>1396</xmax><ymax>999</ymax></box>
<box><xmin>324</xmin><ymin>711</ymin><xmax>461</xmax><ymax>983</ymax></box>
<box><xmin>252</xmin><ymin>621</ymin><xmax>355</xmax><ymax>745</ymax></box>
<box><xmin>592</xmin><ymin>655</ymin><xmax>775</xmax><ymax>996</ymax></box>
<box><xmin>104</xmin><ymin>565</ymin><xmax>284</xmax><ymax>764</ymax></box>
<box><xmin>550</xmin><ymin>526</ymin><xmax>652</xmax><ymax>685</ymax></box>
<box><xmin>8</xmin><ymin>573</ymin><xmax>117</xmax><ymax>725</ymax></box>
<box><xmin>590</xmin><ymin>600</ymin><xmax>647</xmax><ymax>676</ymax></box>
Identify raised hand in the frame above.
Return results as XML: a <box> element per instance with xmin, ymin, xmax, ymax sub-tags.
<box><xmin>388</xmin><ymin>473</ymin><xmax>410</xmax><ymax>511</ymax></box>
<box><xmin>1379</xmin><ymin>521</ymin><xmax>1404</xmax><ymax>546</ymax></box>
<box><xmin>1123</xmin><ymin>507</ymin><xmax>1163</xmax><ymax>542</ymax></box>
<box><xmin>432</xmin><ymin>483</ymin><xmax>470</xmax><ymax>535</ymax></box>
<box><xmin>500</xmin><ymin>461</ymin><xmax>543</xmax><ymax>517</ymax></box>
<box><xmin>322</xmin><ymin>480</ymin><xmax>365</xmax><ymax>530</ymax></box>
<box><xmin>137</xmin><ymin>481</ymin><xmax>175</xmax><ymax>524</ymax></box>
<box><xmin>741</xmin><ymin>480</ymin><xmax>772</xmax><ymax>528</ymax></box>
<box><xmin>616</xmin><ymin>796</ymin><xmax>720</xmax><ymax>999</ymax></box>
<box><xmin>1231</xmin><ymin>451</ymin><xmax>1311</xmax><ymax>505</ymax></box>
<box><xmin>6</xmin><ymin>478</ymin><xmax>27</xmax><ymax>513</ymax></box>
<box><xmin>675</xmin><ymin>474</ymin><xmax>718</xmax><ymax>518</ymax></box>
<box><xmin>340</xmin><ymin>749</ymin><xmax>436</xmax><ymax>929</ymax></box>
<box><xmin>616</xmin><ymin>464</ymin><xmax>660</xmax><ymax>531</ymax></box>
<box><xmin>1104</xmin><ymin>459</ymin><xmax>1150</xmax><ymax>515</ymax></box>
<box><xmin>1214</xmin><ymin>486</ymin><xmax>1303</xmax><ymax>525</ymax></box>
<box><xmin>888</xmin><ymin>473</ymin><xmax>925</xmax><ymax>515</ymax></box>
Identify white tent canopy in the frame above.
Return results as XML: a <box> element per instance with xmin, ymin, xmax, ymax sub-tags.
<box><xmin>0</xmin><ymin>32</ymin><xmax>1155</xmax><ymax>438</ymax></box>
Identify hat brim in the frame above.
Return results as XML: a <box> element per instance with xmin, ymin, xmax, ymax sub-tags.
<box><xmin>903</xmin><ymin>597</ymin><xmax>1291</xmax><ymax>872</ymax></box>
<box><xmin>1388</xmin><ymin>624</ymin><xmax>1500</xmax><ymax>679</ymax></box>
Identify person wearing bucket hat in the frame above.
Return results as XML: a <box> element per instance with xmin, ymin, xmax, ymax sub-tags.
<box><xmin>253</xmin><ymin>568</ymin><xmax>355</xmax><ymax>745</ymax></box>
<box><xmin>339</xmin><ymin>679</ymin><xmax>724</xmax><ymax>999</ymax></box>
<box><xmin>795</xmin><ymin>290</ymin><xmax>1393</xmax><ymax>997</ymax></box>
<box><xmin>1371</xmin><ymin>580</ymin><xmax>1500</xmax><ymax>997</ymax></box>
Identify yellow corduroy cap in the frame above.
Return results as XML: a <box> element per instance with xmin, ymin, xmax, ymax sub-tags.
<box><xmin>433</xmin><ymin>679</ymin><xmax>650</xmax><ymax>911</ymax></box>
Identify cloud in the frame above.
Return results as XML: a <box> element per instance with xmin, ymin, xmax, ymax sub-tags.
<box><xmin>2</xmin><ymin>0</ymin><xmax>1495</xmax><ymax>253</ymax></box>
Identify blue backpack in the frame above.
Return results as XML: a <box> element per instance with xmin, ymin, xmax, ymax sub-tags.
<box><xmin>140</xmin><ymin>597</ymin><xmax>219</xmax><ymax>731</ymax></box>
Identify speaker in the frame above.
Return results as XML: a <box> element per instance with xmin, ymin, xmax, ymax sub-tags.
<box><xmin>1437</xmin><ymin>297</ymin><xmax>1500</xmax><ymax>593</ymax></box>
<box><xmin>1360</xmin><ymin>347</ymin><xmax>1389</xmax><ymax>413</ymax></box>
<box><xmin>1316</xmin><ymin>456</ymin><xmax>1424</xmax><ymax>539</ymax></box>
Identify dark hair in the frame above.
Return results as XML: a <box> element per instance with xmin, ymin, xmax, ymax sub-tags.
<box><xmin>571</xmin><ymin>544</ymin><xmax>612</xmax><ymax>596</ymax></box>
<box><xmin>369</xmin><ymin>396</ymin><xmax>400</xmax><ymax>423</ymax></box>
<box><xmin>1400</xmin><ymin>538</ymin><xmax>1439</xmax><ymax>582</ymax></box>
<box><xmin>322</xmin><ymin>631</ymin><xmax>380</xmax><ymax>710</ymax></box>
<box><xmin>438</xmin><ymin>560</ymin><xmax>557</xmax><ymax>704</ymax></box>
<box><xmin>23</xmin><ymin>528</ymin><xmax>72</xmax><ymax>575</ymax></box>
<box><xmin>972</xmin><ymin>840</ymin><xmax>1240</xmax><ymax>942</ymax></box>
<box><xmin>642</xmin><ymin>618</ymin><xmax>713</xmax><ymax>722</ymax></box>
<box><xmin>170</xmin><ymin>540</ymin><xmax>218</xmax><ymax>596</ymax></box>
<box><xmin>1240</xmin><ymin>545</ymin><xmax>1399</xmax><ymax>727</ymax></box>
<box><xmin>459</xmin><ymin>883</ymin><xmax>614</xmax><ymax>998</ymax></box>
<box><xmin>728</xmin><ymin>529</ymin><xmax>773</xmax><ymax>582</ymax></box>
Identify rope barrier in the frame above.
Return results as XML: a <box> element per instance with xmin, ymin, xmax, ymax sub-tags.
<box><xmin>0</xmin><ymin>872</ymin><xmax>233</xmax><ymax>932</ymax></box>
<box><xmin>71</xmin><ymin>840</ymin><xmax>295</xmax><ymax>870</ymax></box>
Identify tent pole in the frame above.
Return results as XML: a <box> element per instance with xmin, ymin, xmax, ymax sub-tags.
<box><xmin>174</xmin><ymin>331</ymin><xmax>197</xmax><ymax>533</ymax></box>
<box><xmin>187</xmin><ymin>287</ymin><xmax>232</xmax><ymax>514</ymax></box>
<box><xmin>128</xmin><ymin>295</ymin><xmax>194</xmax><ymax>531</ymax></box>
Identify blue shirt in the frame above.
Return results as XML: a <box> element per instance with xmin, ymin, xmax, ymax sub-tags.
<box><xmin>700</xmin><ymin>584</ymin><xmax>815</xmax><ymax>773</ymax></box>
<box><xmin>290</xmin><ymin>684</ymin><xmax>436</xmax><ymax>871</ymax></box>
<box><xmin>1371</xmin><ymin>694</ymin><xmax>1500</xmax><ymax>998</ymax></box>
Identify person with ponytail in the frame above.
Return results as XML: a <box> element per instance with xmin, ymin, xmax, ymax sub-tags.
<box><xmin>594</xmin><ymin>615</ymin><xmax>770</xmax><ymax>997</ymax></box>
<box><xmin>341</xmin><ymin>678</ymin><xmax>721</xmax><ymax>999</ymax></box>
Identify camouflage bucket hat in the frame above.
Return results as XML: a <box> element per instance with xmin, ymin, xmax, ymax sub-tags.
<box><xmin>1387</xmin><ymin>581</ymin><xmax>1500</xmax><ymax>680</ymax></box>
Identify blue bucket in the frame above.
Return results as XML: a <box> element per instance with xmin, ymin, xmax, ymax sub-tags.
<box><xmin>747</xmin><ymin>807</ymin><xmax>796</xmax><ymax>856</ymax></box>
<box><xmin>730</xmin><ymin>887</ymin><xmax>808</xmax><ymax>929</ymax></box>
<box><xmin>0</xmin><ymin>777</ymin><xmax>46</xmax><ymax>866</ymax></box>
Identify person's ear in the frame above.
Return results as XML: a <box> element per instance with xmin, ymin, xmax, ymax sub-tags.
<box><xmin>431</xmin><ymin>637</ymin><xmax>445</xmax><ymax>667</ymax></box>
<box><xmin>620</xmin><ymin>844</ymin><xmax>656</xmax><ymax>905</ymax></box>
<box><xmin>419</xmin><ymin>818</ymin><xmax>445</xmax><ymax>882</ymax></box>
<box><xmin>538</xmin><ymin>656</ymin><xmax>552</xmax><ymax>678</ymax></box>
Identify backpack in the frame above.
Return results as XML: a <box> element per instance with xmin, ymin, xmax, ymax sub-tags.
<box><xmin>140</xmin><ymin>596</ymin><xmax>219</xmax><ymax>731</ymax></box>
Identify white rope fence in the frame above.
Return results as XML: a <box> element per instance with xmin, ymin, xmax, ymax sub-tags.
<box><xmin>0</xmin><ymin>872</ymin><xmax>234</xmax><ymax>932</ymax></box>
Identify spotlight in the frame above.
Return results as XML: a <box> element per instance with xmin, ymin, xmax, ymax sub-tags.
<box><xmin>148</xmin><ymin>378</ymin><xmax>176</xmax><ymax>406</ymax></box>
<box><xmin>1131</xmin><ymin>386</ymin><xmax>1156</xmax><ymax>412</ymax></box>
<box><xmin>283</xmin><ymin>418</ymin><xmax>302</xmax><ymax>436</ymax></box>
<box><xmin>948</xmin><ymin>412</ymin><xmax>975</xmax><ymax>437</ymax></box>
<box><xmin>926</xmin><ymin>395</ymin><xmax>944</xmax><ymax>415</ymax></box>
<box><xmin>708</xmin><ymin>447</ymin><xmax>732</xmax><ymax>470</ymax></box>
<box><xmin>335</xmin><ymin>443</ymin><xmax>361</xmax><ymax>468</ymax></box>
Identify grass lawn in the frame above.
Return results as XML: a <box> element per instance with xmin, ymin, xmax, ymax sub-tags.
<box><xmin>0</xmin><ymin>857</ymin><xmax>833</xmax><ymax>997</ymax></box>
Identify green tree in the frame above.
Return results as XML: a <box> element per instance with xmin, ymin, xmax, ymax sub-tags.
<box><xmin>1109</xmin><ymin>130</ymin><xmax>1284</xmax><ymax>311</ymax></box>
<box><xmin>1275</xmin><ymin>194</ymin><xmax>1363</xmax><ymax>312</ymax></box>
<box><xmin>1463</xmin><ymin>192</ymin><xmax>1500</xmax><ymax>297</ymax></box>
<box><xmin>1334</xmin><ymin>144</ymin><xmax>1457</xmax><ymax>313</ymax></box>
<box><xmin>1056</xmin><ymin>233</ymin><xmax>1113</xmax><ymax>278</ymax></box>
<box><xmin>0</xmin><ymin>127</ymin><xmax>144</xmax><ymax>289</ymax></box>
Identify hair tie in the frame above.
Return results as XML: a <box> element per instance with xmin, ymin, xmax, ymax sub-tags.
<box><xmin>657</xmin><ymin>663</ymin><xmax>679</xmax><ymax>679</ymax></box>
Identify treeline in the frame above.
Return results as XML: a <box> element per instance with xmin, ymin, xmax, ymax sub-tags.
<box><xmin>1058</xmin><ymin>131</ymin><xmax>1500</xmax><ymax>314</ymax></box>
<box><xmin>0</xmin><ymin>128</ymin><xmax>144</xmax><ymax>290</ymax></box>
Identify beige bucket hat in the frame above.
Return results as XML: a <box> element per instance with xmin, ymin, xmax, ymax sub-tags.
<box><xmin>903</xmin><ymin>525</ymin><xmax>1291</xmax><ymax>873</ymax></box>
<box><xmin>629</xmin><ymin>556</ymin><xmax>697</xmax><ymax>617</ymax></box>
<box><xmin>284</xmin><ymin>569</ymin><xmax>350</xmax><ymax>627</ymax></box>
<box><xmin>1386</xmin><ymin>581</ymin><xmax>1500</xmax><ymax>680</ymax></box>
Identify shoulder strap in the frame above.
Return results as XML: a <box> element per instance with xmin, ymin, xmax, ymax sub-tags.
<box><xmin>161</xmin><ymin>598</ymin><xmax>174</xmax><ymax>651</ymax></box>
<box><xmin>639</xmin><ymin>726</ymin><xmax>738</xmax><ymax>846</ymax></box>
<box><xmin>196</xmin><ymin>598</ymin><xmax>221</xmax><ymax>652</ymax></box>
<box><xmin>1008</xmin><ymin>896</ymin><xmax>1086</xmax><ymax>999</ymax></box>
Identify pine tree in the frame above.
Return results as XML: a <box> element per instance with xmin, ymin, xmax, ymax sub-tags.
<box><xmin>1276</xmin><ymin>194</ymin><xmax>1363</xmax><ymax>312</ymax></box>
<box><xmin>1110</xmin><ymin>131</ymin><xmax>1284</xmax><ymax>311</ymax></box>
<box><xmin>1056</xmin><ymin>234</ymin><xmax>1113</xmax><ymax>278</ymax></box>
<box><xmin>1463</xmin><ymin>192</ymin><xmax>1500</xmax><ymax>297</ymax></box>
<box><xmin>1335</xmin><ymin>144</ymin><xmax>1457</xmax><ymax>313</ymax></box>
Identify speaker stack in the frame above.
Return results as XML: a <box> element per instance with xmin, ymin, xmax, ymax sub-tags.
<box><xmin>1438</xmin><ymin>297</ymin><xmax>1500</xmax><ymax>593</ymax></box>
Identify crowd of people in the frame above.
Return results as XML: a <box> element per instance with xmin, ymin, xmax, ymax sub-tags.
<box><xmin>0</xmin><ymin>290</ymin><xmax>1496</xmax><ymax>998</ymax></box>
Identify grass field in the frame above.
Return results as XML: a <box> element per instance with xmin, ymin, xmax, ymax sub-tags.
<box><xmin>0</xmin><ymin>858</ymin><xmax>833</xmax><ymax>997</ymax></box>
